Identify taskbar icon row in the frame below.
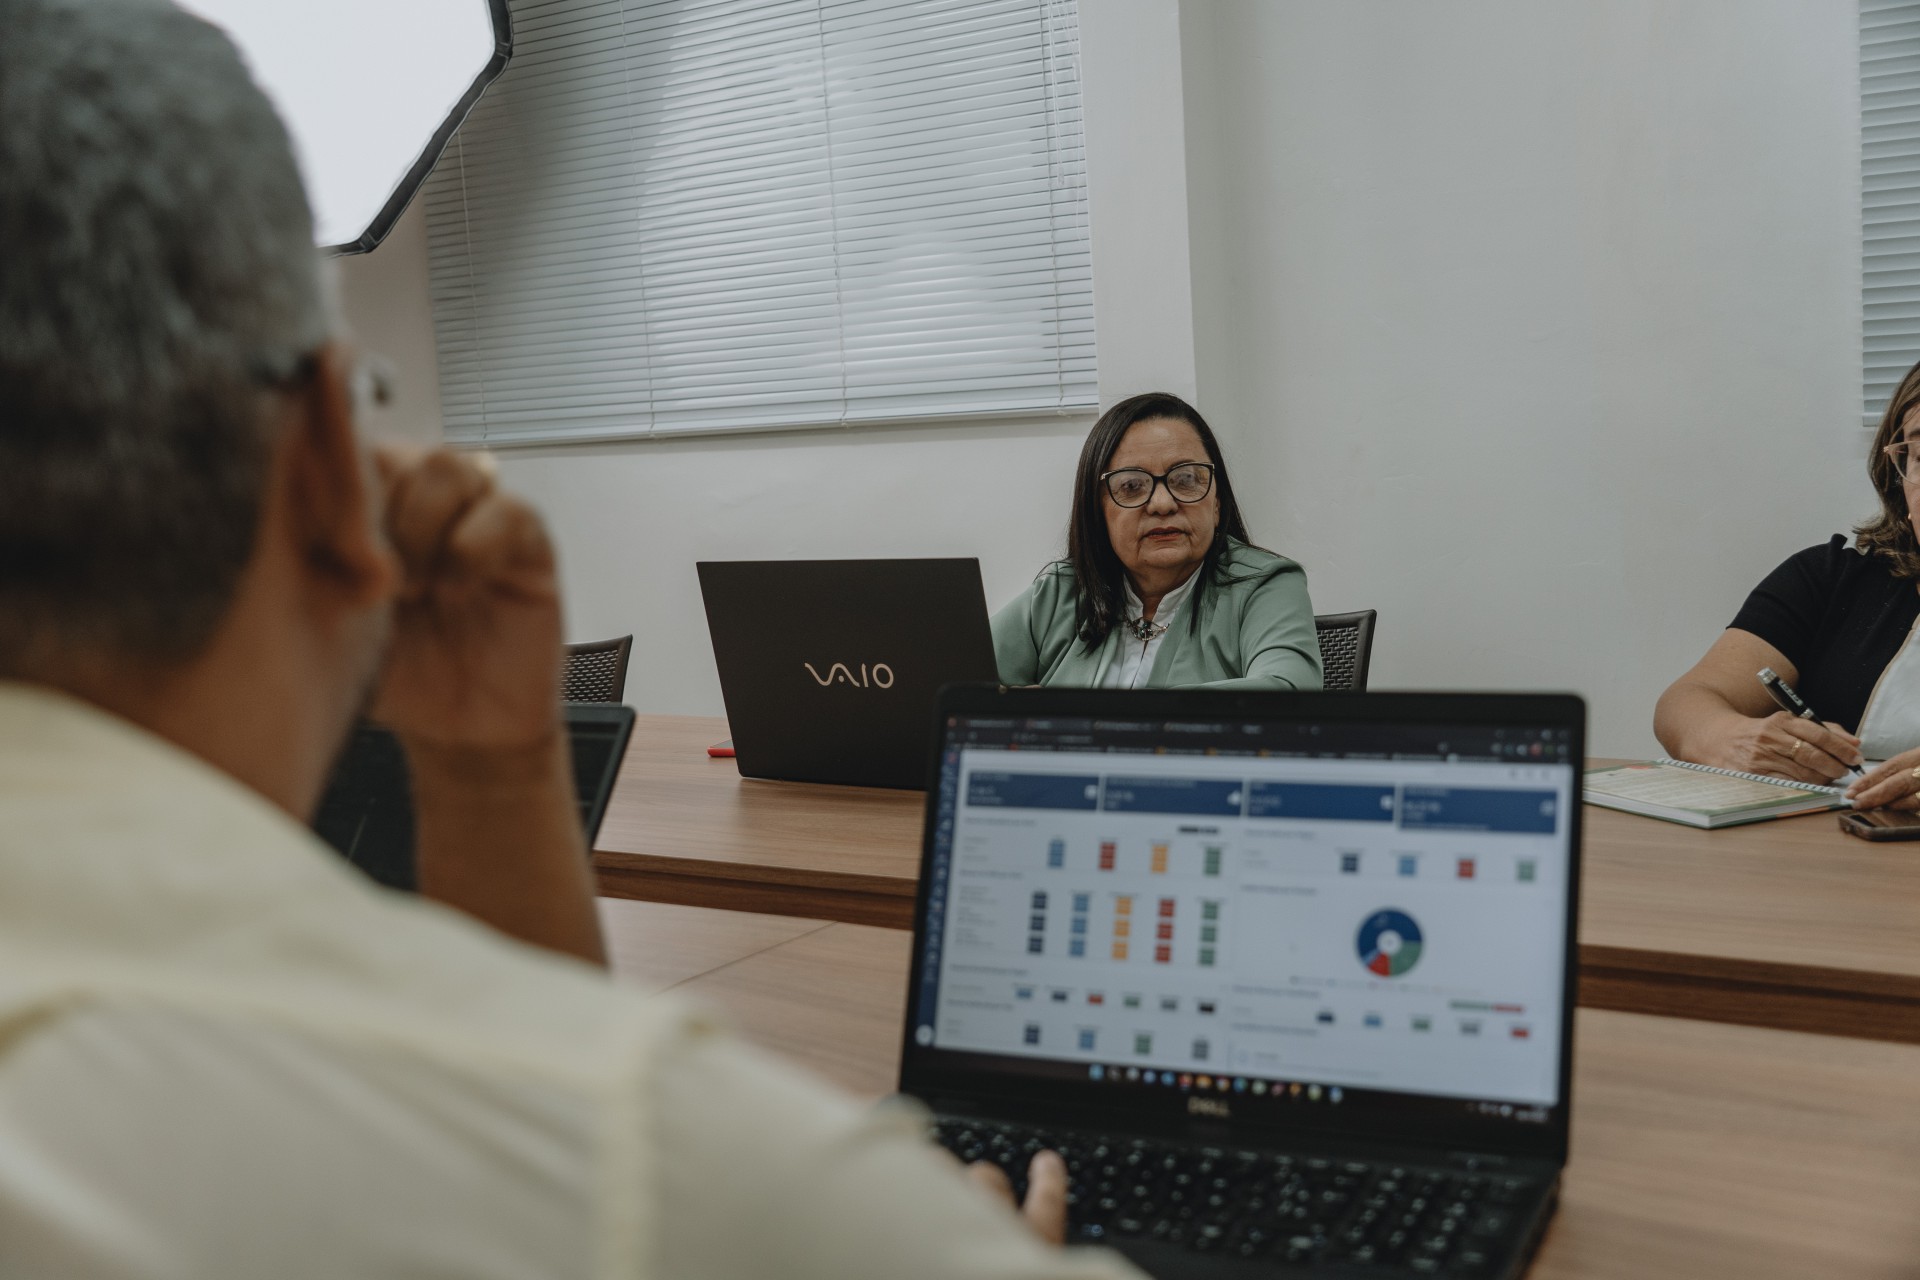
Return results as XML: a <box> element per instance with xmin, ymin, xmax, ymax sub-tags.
<box><xmin>1087</xmin><ymin>1063</ymin><xmax>1343</xmax><ymax>1105</ymax></box>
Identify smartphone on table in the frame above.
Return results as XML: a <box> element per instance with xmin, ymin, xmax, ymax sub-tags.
<box><xmin>1838</xmin><ymin>809</ymin><xmax>1920</xmax><ymax>840</ymax></box>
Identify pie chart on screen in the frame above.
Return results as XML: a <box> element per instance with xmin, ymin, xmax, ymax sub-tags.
<box><xmin>1357</xmin><ymin>909</ymin><xmax>1423</xmax><ymax>978</ymax></box>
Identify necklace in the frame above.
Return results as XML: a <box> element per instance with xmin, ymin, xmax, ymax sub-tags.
<box><xmin>1125</xmin><ymin>615</ymin><xmax>1169</xmax><ymax>642</ymax></box>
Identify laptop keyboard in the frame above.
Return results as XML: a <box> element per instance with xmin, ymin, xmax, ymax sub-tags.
<box><xmin>933</xmin><ymin>1118</ymin><xmax>1537</xmax><ymax>1273</ymax></box>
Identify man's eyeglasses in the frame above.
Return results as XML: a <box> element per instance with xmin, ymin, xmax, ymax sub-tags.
<box><xmin>1101</xmin><ymin>463</ymin><xmax>1215</xmax><ymax>508</ymax></box>
<box><xmin>349</xmin><ymin>355</ymin><xmax>395</xmax><ymax>414</ymax></box>
<box><xmin>252</xmin><ymin>348</ymin><xmax>394</xmax><ymax>415</ymax></box>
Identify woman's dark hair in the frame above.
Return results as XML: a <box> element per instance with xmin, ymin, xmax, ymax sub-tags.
<box><xmin>1856</xmin><ymin>357</ymin><xmax>1920</xmax><ymax>579</ymax></box>
<box><xmin>1065</xmin><ymin>391</ymin><xmax>1258</xmax><ymax>647</ymax></box>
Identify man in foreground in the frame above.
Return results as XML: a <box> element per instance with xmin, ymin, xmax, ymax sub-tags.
<box><xmin>0</xmin><ymin>2</ymin><xmax>1136</xmax><ymax>1275</ymax></box>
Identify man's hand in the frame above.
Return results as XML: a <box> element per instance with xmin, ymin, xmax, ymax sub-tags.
<box><xmin>364</xmin><ymin>446</ymin><xmax>604</xmax><ymax>965</ymax></box>
<box><xmin>368</xmin><ymin>446</ymin><xmax>562</xmax><ymax>751</ymax></box>
<box><xmin>965</xmin><ymin>1151</ymin><xmax>1069</xmax><ymax>1246</ymax></box>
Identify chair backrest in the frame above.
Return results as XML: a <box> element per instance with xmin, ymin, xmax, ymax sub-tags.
<box><xmin>1314</xmin><ymin>609</ymin><xmax>1377</xmax><ymax>693</ymax></box>
<box><xmin>563</xmin><ymin>635</ymin><xmax>633</xmax><ymax>703</ymax></box>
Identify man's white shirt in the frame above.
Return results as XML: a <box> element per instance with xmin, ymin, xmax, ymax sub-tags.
<box><xmin>0</xmin><ymin>683</ymin><xmax>1139</xmax><ymax>1280</ymax></box>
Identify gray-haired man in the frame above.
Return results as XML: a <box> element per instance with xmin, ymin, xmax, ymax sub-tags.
<box><xmin>0</xmin><ymin>2</ymin><xmax>1136</xmax><ymax>1276</ymax></box>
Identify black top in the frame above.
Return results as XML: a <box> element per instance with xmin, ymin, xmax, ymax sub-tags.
<box><xmin>1728</xmin><ymin>535</ymin><xmax>1920</xmax><ymax>731</ymax></box>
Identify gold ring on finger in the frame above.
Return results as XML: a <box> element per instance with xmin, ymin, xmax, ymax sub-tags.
<box><xmin>1791</xmin><ymin>739</ymin><xmax>1804</xmax><ymax>759</ymax></box>
<box><xmin>1909</xmin><ymin>765</ymin><xmax>1920</xmax><ymax>783</ymax></box>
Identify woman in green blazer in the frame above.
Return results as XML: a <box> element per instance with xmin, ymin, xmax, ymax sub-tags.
<box><xmin>993</xmin><ymin>392</ymin><xmax>1323</xmax><ymax>691</ymax></box>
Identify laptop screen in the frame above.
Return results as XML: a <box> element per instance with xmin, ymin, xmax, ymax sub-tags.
<box><xmin>900</xmin><ymin>690</ymin><xmax>1582</xmax><ymax>1155</ymax></box>
<box><xmin>313</xmin><ymin>703</ymin><xmax>635</xmax><ymax>892</ymax></box>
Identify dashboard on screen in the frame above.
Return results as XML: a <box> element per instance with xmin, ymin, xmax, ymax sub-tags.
<box><xmin>901</xmin><ymin>701</ymin><xmax>1581</xmax><ymax>1152</ymax></box>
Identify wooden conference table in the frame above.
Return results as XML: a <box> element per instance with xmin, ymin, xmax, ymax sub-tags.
<box><xmin>592</xmin><ymin>717</ymin><xmax>1920</xmax><ymax>1044</ymax></box>
<box><xmin>595</xmin><ymin>899</ymin><xmax>1920</xmax><ymax>1279</ymax></box>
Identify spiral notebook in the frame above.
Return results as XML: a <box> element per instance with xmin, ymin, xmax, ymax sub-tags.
<box><xmin>1582</xmin><ymin>759</ymin><xmax>1848</xmax><ymax>828</ymax></box>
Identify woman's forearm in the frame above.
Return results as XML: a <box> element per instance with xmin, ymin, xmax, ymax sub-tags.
<box><xmin>1654</xmin><ymin>680</ymin><xmax>1749</xmax><ymax>763</ymax></box>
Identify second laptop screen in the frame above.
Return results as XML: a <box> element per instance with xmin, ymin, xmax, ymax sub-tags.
<box><xmin>912</xmin><ymin>714</ymin><xmax>1576</xmax><ymax>1113</ymax></box>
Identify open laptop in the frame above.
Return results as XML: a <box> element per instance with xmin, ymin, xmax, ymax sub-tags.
<box><xmin>902</xmin><ymin>685</ymin><xmax>1583</xmax><ymax>1278</ymax></box>
<box><xmin>312</xmin><ymin>702</ymin><xmax>636</xmax><ymax>892</ymax></box>
<box><xmin>697</xmin><ymin>558</ymin><xmax>1000</xmax><ymax>789</ymax></box>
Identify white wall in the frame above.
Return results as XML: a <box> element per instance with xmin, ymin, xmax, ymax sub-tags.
<box><xmin>340</xmin><ymin>0</ymin><xmax>1870</xmax><ymax>757</ymax></box>
<box><xmin>333</xmin><ymin>199</ymin><xmax>444</xmax><ymax>446</ymax></box>
<box><xmin>340</xmin><ymin>0</ymin><xmax>1199</xmax><ymax>718</ymax></box>
<box><xmin>1180</xmin><ymin>0</ymin><xmax>1866</xmax><ymax>756</ymax></box>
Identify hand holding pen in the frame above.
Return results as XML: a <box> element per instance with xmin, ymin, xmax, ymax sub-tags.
<box><xmin>1756</xmin><ymin>668</ymin><xmax>1867</xmax><ymax>784</ymax></box>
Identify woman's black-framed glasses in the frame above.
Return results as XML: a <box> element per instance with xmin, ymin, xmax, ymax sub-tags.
<box><xmin>1101</xmin><ymin>462</ymin><xmax>1215</xmax><ymax>508</ymax></box>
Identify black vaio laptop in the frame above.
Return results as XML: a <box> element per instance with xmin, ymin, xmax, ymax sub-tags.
<box><xmin>696</xmin><ymin>558</ymin><xmax>1000</xmax><ymax>789</ymax></box>
<box><xmin>903</xmin><ymin>686</ymin><xmax>1584</xmax><ymax>1279</ymax></box>
<box><xmin>312</xmin><ymin>702</ymin><xmax>636</xmax><ymax>892</ymax></box>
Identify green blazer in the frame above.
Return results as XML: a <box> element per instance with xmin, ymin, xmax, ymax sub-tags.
<box><xmin>991</xmin><ymin>540</ymin><xmax>1324</xmax><ymax>691</ymax></box>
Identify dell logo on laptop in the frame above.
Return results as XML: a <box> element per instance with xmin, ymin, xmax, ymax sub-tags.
<box><xmin>1187</xmin><ymin>1096</ymin><xmax>1231</xmax><ymax>1119</ymax></box>
<box><xmin>803</xmin><ymin>662</ymin><xmax>896</xmax><ymax>689</ymax></box>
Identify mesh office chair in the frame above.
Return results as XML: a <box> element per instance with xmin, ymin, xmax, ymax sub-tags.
<box><xmin>1314</xmin><ymin>610</ymin><xmax>1377</xmax><ymax>692</ymax></box>
<box><xmin>563</xmin><ymin>635</ymin><xmax>633</xmax><ymax>703</ymax></box>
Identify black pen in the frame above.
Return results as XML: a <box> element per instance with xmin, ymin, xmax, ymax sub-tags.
<box><xmin>1757</xmin><ymin>667</ymin><xmax>1867</xmax><ymax>781</ymax></box>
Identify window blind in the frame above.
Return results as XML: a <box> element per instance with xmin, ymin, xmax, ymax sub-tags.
<box><xmin>423</xmin><ymin>0</ymin><xmax>1095</xmax><ymax>445</ymax></box>
<box><xmin>1864</xmin><ymin>0</ymin><xmax>1920</xmax><ymax>424</ymax></box>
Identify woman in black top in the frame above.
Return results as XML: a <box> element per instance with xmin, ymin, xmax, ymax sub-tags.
<box><xmin>1655</xmin><ymin>357</ymin><xmax>1920</xmax><ymax>809</ymax></box>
